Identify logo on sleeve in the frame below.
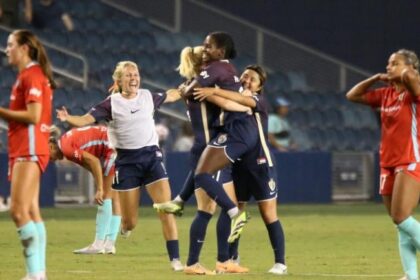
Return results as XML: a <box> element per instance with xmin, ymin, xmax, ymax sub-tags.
<box><xmin>200</xmin><ymin>70</ymin><xmax>209</xmax><ymax>79</ymax></box>
<box><xmin>29</xmin><ymin>88</ymin><xmax>42</xmax><ymax>97</ymax></box>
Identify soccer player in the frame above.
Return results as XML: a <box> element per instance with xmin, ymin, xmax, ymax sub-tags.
<box><xmin>56</xmin><ymin>61</ymin><xmax>184</xmax><ymax>271</ymax></box>
<box><xmin>194</xmin><ymin>64</ymin><xmax>287</xmax><ymax>275</ymax></box>
<box><xmin>48</xmin><ymin>125</ymin><xmax>122</xmax><ymax>254</ymax></box>
<box><xmin>346</xmin><ymin>49</ymin><xmax>420</xmax><ymax>280</ymax></box>
<box><xmin>0</xmin><ymin>29</ymin><xmax>54</xmax><ymax>280</ymax></box>
<box><xmin>154</xmin><ymin>45</ymin><xmax>251</xmax><ymax>274</ymax></box>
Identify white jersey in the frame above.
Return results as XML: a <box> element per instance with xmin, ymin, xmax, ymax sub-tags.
<box><xmin>89</xmin><ymin>89</ymin><xmax>167</xmax><ymax>149</ymax></box>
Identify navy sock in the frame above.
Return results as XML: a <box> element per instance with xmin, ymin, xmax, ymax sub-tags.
<box><xmin>194</xmin><ymin>173</ymin><xmax>236</xmax><ymax>212</ymax></box>
<box><xmin>187</xmin><ymin>211</ymin><xmax>213</xmax><ymax>266</ymax></box>
<box><xmin>216</xmin><ymin>210</ymin><xmax>231</xmax><ymax>262</ymax></box>
<box><xmin>166</xmin><ymin>240</ymin><xmax>180</xmax><ymax>261</ymax></box>
<box><xmin>179</xmin><ymin>171</ymin><xmax>195</xmax><ymax>202</ymax></box>
<box><xmin>229</xmin><ymin>238</ymin><xmax>240</xmax><ymax>260</ymax></box>
<box><xmin>266</xmin><ymin>220</ymin><xmax>285</xmax><ymax>264</ymax></box>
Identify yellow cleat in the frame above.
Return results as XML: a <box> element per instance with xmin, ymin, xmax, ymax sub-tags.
<box><xmin>228</xmin><ymin>211</ymin><xmax>250</xmax><ymax>243</ymax></box>
<box><xmin>215</xmin><ymin>260</ymin><xmax>249</xmax><ymax>274</ymax></box>
<box><xmin>184</xmin><ymin>263</ymin><xmax>216</xmax><ymax>275</ymax></box>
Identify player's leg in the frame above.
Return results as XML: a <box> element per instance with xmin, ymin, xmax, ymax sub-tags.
<box><xmin>10</xmin><ymin>161</ymin><xmax>43</xmax><ymax>279</ymax></box>
<box><xmin>104</xmin><ymin>173</ymin><xmax>121</xmax><ymax>254</ymax></box>
<box><xmin>146</xmin><ymin>179</ymin><xmax>183</xmax><ymax>271</ymax></box>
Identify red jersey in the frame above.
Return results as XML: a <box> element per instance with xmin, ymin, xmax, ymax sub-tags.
<box><xmin>365</xmin><ymin>86</ymin><xmax>420</xmax><ymax>167</ymax></box>
<box><xmin>59</xmin><ymin>126</ymin><xmax>114</xmax><ymax>166</ymax></box>
<box><xmin>8</xmin><ymin>63</ymin><xmax>53</xmax><ymax>159</ymax></box>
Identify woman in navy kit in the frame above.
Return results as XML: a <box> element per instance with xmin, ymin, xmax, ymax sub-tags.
<box><xmin>154</xmin><ymin>45</ymin><xmax>251</xmax><ymax>274</ymax></box>
<box><xmin>56</xmin><ymin>61</ymin><xmax>184</xmax><ymax>271</ymax></box>
<box><xmin>194</xmin><ymin>65</ymin><xmax>287</xmax><ymax>275</ymax></box>
<box><xmin>175</xmin><ymin>32</ymin><xmax>259</xmax><ymax>275</ymax></box>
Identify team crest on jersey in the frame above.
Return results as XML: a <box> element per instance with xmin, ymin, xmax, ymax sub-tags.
<box><xmin>217</xmin><ymin>134</ymin><xmax>227</xmax><ymax>144</ymax></box>
<box><xmin>200</xmin><ymin>70</ymin><xmax>209</xmax><ymax>79</ymax></box>
<box><xmin>268</xmin><ymin>179</ymin><xmax>276</xmax><ymax>191</ymax></box>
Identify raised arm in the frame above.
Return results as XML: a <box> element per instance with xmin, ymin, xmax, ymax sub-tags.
<box><xmin>194</xmin><ymin>87</ymin><xmax>256</xmax><ymax>108</ymax></box>
<box><xmin>80</xmin><ymin>151</ymin><xmax>104</xmax><ymax>205</ymax></box>
<box><xmin>402</xmin><ymin>69</ymin><xmax>420</xmax><ymax>97</ymax></box>
<box><xmin>346</xmin><ymin>74</ymin><xmax>387</xmax><ymax>104</ymax></box>
<box><xmin>56</xmin><ymin>106</ymin><xmax>95</xmax><ymax>127</ymax></box>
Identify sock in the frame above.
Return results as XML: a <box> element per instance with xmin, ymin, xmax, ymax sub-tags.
<box><xmin>187</xmin><ymin>210</ymin><xmax>212</xmax><ymax>266</ymax></box>
<box><xmin>178</xmin><ymin>171</ymin><xmax>194</xmax><ymax>202</ymax></box>
<box><xmin>166</xmin><ymin>240</ymin><xmax>180</xmax><ymax>261</ymax></box>
<box><xmin>398</xmin><ymin>216</ymin><xmax>420</xmax><ymax>250</ymax></box>
<box><xmin>106</xmin><ymin>215</ymin><xmax>122</xmax><ymax>242</ymax></box>
<box><xmin>216</xmin><ymin>210</ymin><xmax>231</xmax><ymax>262</ymax></box>
<box><xmin>398</xmin><ymin>227</ymin><xmax>419</xmax><ymax>280</ymax></box>
<box><xmin>229</xmin><ymin>238</ymin><xmax>240</xmax><ymax>261</ymax></box>
<box><xmin>34</xmin><ymin>222</ymin><xmax>46</xmax><ymax>272</ymax></box>
<box><xmin>266</xmin><ymin>220</ymin><xmax>286</xmax><ymax>264</ymax></box>
<box><xmin>95</xmin><ymin>199</ymin><xmax>112</xmax><ymax>242</ymax></box>
<box><xmin>194</xmin><ymin>173</ymin><xmax>236</xmax><ymax>213</ymax></box>
<box><xmin>18</xmin><ymin>221</ymin><xmax>41</xmax><ymax>274</ymax></box>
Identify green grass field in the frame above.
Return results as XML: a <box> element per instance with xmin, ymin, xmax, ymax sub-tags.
<box><xmin>0</xmin><ymin>203</ymin><xmax>406</xmax><ymax>279</ymax></box>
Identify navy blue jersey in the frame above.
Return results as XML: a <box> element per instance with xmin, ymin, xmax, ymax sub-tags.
<box><xmin>196</xmin><ymin>60</ymin><xmax>247</xmax><ymax>127</ymax></box>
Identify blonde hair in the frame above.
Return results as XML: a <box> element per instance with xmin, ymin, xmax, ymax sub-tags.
<box><xmin>396</xmin><ymin>49</ymin><xmax>420</xmax><ymax>72</ymax></box>
<box><xmin>108</xmin><ymin>61</ymin><xmax>139</xmax><ymax>94</ymax></box>
<box><xmin>177</xmin><ymin>46</ymin><xmax>204</xmax><ymax>80</ymax></box>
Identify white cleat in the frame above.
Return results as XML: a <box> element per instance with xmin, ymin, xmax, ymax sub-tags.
<box><xmin>268</xmin><ymin>263</ymin><xmax>287</xmax><ymax>275</ymax></box>
<box><xmin>73</xmin><ymin>244</ymin><xmax>105</xmax><ymax>254</ymax></box>
<box><xmin>21</xmin><ymin>274</ymin><xmax>47</xmax><ymax>280</ymax></box>
<box><xmin>103</xmin><ymin>240</ymin><xmax>116</xmax><ymax>254</ymax></box>
<box><xmin>171</xmin><ymin>259</ymin><xmax>184</xmax><ymax>272</ymax></box>
<box><xmin>120</xmin><ymin>229</ymin><xmax>132</xmax><ymax>239</ymax></box>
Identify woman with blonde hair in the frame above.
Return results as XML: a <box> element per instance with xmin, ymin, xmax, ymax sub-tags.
<box><xmin>57</xmin><ymin>60</ymin><xmax>184</xmax><ymax>271</ymax></box>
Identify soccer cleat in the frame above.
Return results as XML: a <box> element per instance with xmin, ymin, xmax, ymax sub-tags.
<box><xmin>227</xmin><ymin>211</ymin><xmax>249</xmax><ymax>243</ymax></box>
<box><xmin>73</xmin><ymin>243</ymin><xmax>105</xmax><ymax>254</ymax></box>
<box><xmin>120</xmin><ymin>229</ymin><xmax>132</xmax><ymax>239</ymax></box>
<box><xmin>215</xmin><ymin>260</ymin><xmax>249</xmax><ymax>274</ymax></box>
<box><xmin>153</xmin><ymin>201</ymin><xmax>184</xmax><ymax>216</ymax></box>
<box><xmin>103</xmin><ymin>239</ymin><xmax>116</xmax><ymax>254</ymax></box>
<box><xmin>170</xmin><ymin>259</ymin><xmax>184</xmax><ymax>272</ymax></box>
<box><xmin>184</xmin><ymin>263</ymin><xmax>216</xmax><ymax>275</ymax></box>
<box><xmin>21</xmin><ymin>274</ymin><xmax>47</xmax><ymax>280</ymax></box>
<box><xmin>268</xmin><ymin>263</ymin><xmax>288</xmax><ymax>275</ymax></box>
<box><xmin>231</xmin><ymin>256</ymin><xmax>240</xmax><ymax>265</ymax></box>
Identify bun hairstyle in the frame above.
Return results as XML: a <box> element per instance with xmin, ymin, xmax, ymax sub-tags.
<box><xmin>208</xmin><ymin>31</ymin><xmax>237</xmax><ymax>59</ymax></box>
<box><xmin>396</xmin><ymin>49</ymin><xmax>419</xmax><ymax>72</ymax></box>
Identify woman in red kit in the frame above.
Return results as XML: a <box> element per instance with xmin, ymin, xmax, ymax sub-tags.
<box><xmin>0</xmin><ymin>29</ymin><xmax>54</xmax><ymax>280</ymax></box>
<box><xmin>347</xmin><ymin>49</ymin><xmax>420</xmax><ymax>280</ymax></box>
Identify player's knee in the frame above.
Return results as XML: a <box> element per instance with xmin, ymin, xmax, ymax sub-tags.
<box><xmin>10</xmin><ymin>205</ymin><xmax>25</xmax><ymax>224</ymax></box>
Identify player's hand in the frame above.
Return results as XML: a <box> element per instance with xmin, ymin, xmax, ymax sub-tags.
<box><xmin>241</xmin><ymin>89</ymin><xmax>253</xmax><ymax>97</ymax></box>
<box><xmin>56</xmin><ymin>106</ymin><xmax>69</xmax><ymax>122</ymax></box>
<box><xmin>95</xmin><ymin>189</ymin><xmax>104</xmax><ymax>205</ymax></box>
<box><xmin>374</xmin><ymin>73</ymin><xmax>389</xmax><ymax>82</ymax></box>
<box><xmin>193</xmin><ymin>87</ymin><xmax>215</xmax><ymax>101</ymax></box>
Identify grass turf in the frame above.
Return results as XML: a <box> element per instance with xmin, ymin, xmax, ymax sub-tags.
<box><xmin>0</xmin><ymin>203</ymin><xmax>405</xmax><ymax>279</ymax></box>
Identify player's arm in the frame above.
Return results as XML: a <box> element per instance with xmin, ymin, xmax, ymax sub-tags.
<box><xmin>401</xmin><ymin>69</ymin><xmax>420</xmax><ymax>97</ymax></box>
<box><xmin>164</xmin><ymin>88</ymin><xmax>182</xmax><ymax>103</ymax></box>
<box><xmin>56</xmin><ymin>106</ymin><xmax>95</xmax><ymax>127</ymax></box>
<box><xmin>0</xmin><ymin>102</ymin><xmax>41</xmax><ymax>124</ymax></box>
<box><xmin>80</xmin><ymin>151</ymin><xmax>104</xmax><ymax>205</ymax></box>
<box><xmin>346</xmin><ymin>73</ymin><xmax>387</xmax><ymax>104</ymax></box>
<box><xmin>194</xmin><ymin>87</ymin><xmax>256</xmax><ymax>108</ymax></box>
<box><xmin>206</xmin><ymin>95</ymin><xmax>251</xmax><ymax>113</ymax></box>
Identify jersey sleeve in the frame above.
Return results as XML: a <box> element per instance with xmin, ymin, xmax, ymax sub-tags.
<box><xmin>89</xmin><ymin>96</ymin><xmax>112</xmax><ymax>122</ymax></box>
<box><xmin>252</xmin><ymin>95</ymin><xmax>266</xmax><ymax>113</ymax></box>
<box><xmin>364</xmin><ymin>88</ymin><xmax>385</xmax><ymax>108</ymax></box>
<box><xmin>21</xmin><ymin>71</ymin><xmax>45</xmax><ymax>104</ymax></box>
<box><xmin>196</xmin><ymin>63</ymin><xmax>225</xmax><ymax>87</ymax></box>
<box><xmin>152</xmin><ymin>91</ymin><xmax>167</xmax><ymax>109</ymax></box>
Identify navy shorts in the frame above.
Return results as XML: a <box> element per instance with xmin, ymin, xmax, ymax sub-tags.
<box><xmin>190</xmin><ymin>150</ymin><xmax>232</xmax><ymax>187</ymax></box>
<box><xmin>209</xmin><ymin>116</ymin><xmax>259</xmax><ymax>163</ymax></box>
<box><xmin>113</xmin><ymin>146</ymin><xmax>168</xmax><ymax>191</ymax></box>
<box><xmin>232</xmin><ymin>160</ymin><xmax>278</xmax><ymax>202</ymax></box>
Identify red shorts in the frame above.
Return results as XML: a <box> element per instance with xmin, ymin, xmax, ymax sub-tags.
<box><xmin>102</xmin><ymin>151</ymin><xmax>116</xmax><ymax>177</ymax></box>
<box><xmin>8</xmin><ymin>155</ymin><xmax>50</xmax><ymax>181</ymax></box>
<box><xmin>380</xmin><ymin>163</ymin><xmax>420</xmax><ymax>195</ymax></box>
